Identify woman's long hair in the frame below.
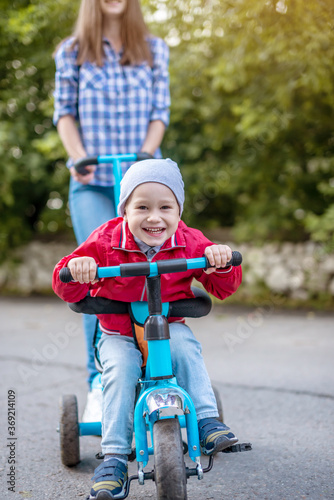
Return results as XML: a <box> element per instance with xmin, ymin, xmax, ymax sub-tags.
<box><xmin>63</xmin><ymin>0</ymin><xmax>153</xmax><ymax>67</ymax></box>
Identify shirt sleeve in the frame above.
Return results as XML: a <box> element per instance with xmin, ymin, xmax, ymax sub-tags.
<box><xmin>52</xmin><ymin>226</ymin><xmax>107</xmax><ymax>303</ymax></box>
<box><xmin>196</xmin><ymin>265</ymin><xmax>242</xmax><ymax>301</ymax></box>
<box><xmin>53</xmin><ymin>38</ymin><xmax>80</xmax><ymax>126</ymax></box>
<box><xmin>149</xmin><ymin>37</ymin><xmax>171</xmax><ymax>127</ymax></box>
<box><xmin>186</xmin><ymin>226</ymin><xmax>243</xmax><ymax>301</ymax></box>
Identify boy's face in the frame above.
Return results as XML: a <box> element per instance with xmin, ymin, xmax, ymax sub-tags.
<box><xmin>124</xmin><ymin>182</ymin><xmax>180</xmax><ymax>247</ymax></box>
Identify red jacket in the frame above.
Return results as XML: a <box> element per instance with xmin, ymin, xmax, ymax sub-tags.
<box><xmin>52</xmin><ymin>218</ymin><xmax>242</xmax><ymax>337</ymax></box>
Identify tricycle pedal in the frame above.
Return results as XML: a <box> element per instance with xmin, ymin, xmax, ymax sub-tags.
<box><xmin>221</xmin><ymin>442</ymin><xmax>252</xmax><ymax>453</ymax></box>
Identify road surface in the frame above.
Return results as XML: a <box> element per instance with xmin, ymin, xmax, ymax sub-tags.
<box><xmin>0</xmin><ymin>296</ymin><xmax>333</xmax><ymax>499</ymax></box>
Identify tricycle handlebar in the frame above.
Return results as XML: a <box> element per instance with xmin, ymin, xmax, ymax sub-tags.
<box><xmin>59</xmin><ymin>251</ymin><xmax>242</xmax><ymax>284</ymax></box>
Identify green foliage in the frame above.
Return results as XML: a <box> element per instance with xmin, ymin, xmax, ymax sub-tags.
<box><xmin>1</xmin><ymin>0</ymin><xmax>334</xmax><ymax>261</ymax></box>
<box><xmin>304</xmin><ymin>204</ymin><xmax>334</xmax><ymax>252</ymax></box>
<box><xmin>145</xmin><ymin>0</ymin><xmax>334</xmax><ymax>244</ymax></box>
<box><xmin>0</xmin><ymin>0</ymin><xmax>79</xmax><ymax>260</ymax></box>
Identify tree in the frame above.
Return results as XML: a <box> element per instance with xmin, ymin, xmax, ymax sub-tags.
<box><xmin>0</xmin><ymin>0</ymin><xmax>78</xmax><ymax>259</ymax></box>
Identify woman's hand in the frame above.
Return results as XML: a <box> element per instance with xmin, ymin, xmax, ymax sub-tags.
<box><xmin>57</xmin><ymin>116</ymin><xmax>96</xmax><ymax>184</ymax></box>
<box><xmin>204</xmin><ymin>244</ymin><xmax>232</xmax><ymax>274</ymax></box>
<box><xmin>70</xmin><ymin>165</ymin><xmax>96</xmax><ymax>184</ymax></box>
<box><xmin>67</xmin><ymin>257</ymin><xmax>98</xmax><ymax>284</ymax></box>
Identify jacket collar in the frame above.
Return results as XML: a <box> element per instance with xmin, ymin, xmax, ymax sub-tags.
<box><xmin>111</xmin><ymin>219</ymin><xmax>186</xmax><ymax>252</ymax></box>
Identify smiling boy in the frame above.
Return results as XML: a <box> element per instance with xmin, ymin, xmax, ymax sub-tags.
<box><xmin>53</xmin><ymin>159</ymin><xmax>242</xmax><ymax>499</ymax></box>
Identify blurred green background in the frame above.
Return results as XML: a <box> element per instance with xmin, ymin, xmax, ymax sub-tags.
<box><xmin>1</xmin><ymin>0</ymin><xmax>334</xmax><ymax>262</ymax></box>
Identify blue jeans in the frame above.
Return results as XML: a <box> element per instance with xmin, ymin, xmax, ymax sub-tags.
<box><xmin>98</xmin><ymin>322</ymin><xmax>219</xmax><ymax>455</ymax></box>
<box><xmin>69</xmin><ymin>178</ymin><xmax>116</xmax><ymax>386</ymax></box>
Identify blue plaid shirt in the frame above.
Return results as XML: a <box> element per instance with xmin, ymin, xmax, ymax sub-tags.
<box><xmin>53</xmin><ymin>36</ymin><xmax>170</xmax><ymax>186</ymax></box>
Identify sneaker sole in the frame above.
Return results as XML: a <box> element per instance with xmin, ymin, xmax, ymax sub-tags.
<box><xmin>201</xmin><ymin>436</ymin><xmax>239</xmax><ymax>455</ymax></box>
<box><xmin>89</xmin><ymin>482</ymin><xmax>128</xmax><ymax>500</ymax></box>
<box><xmin>213</xmin><ymin>436</ymin><xmax>239</xmax><ymax>454</ymax></box>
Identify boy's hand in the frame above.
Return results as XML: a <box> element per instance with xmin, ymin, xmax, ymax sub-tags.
<box><xmin>204</xmin><ymin>245</ymin><xmax>232</xmax><ymax>274</ymax></box>
<box><xmin>67</xmin><ymin>257</ymin><xmax>98</xmax><ymax>284</ymax></box>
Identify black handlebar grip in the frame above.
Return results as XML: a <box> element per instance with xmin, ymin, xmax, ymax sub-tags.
<box><xmin>205</xmin><ymin>250</ymin><xmax>242</xmax><ymax>270</ymax></box>
<box><xmin>136</xmin><ymin>152</ymin><xmax>154</xmax><ymax>161</ymax></box>
<box><xmin>59</xmin><ymin>267</ymin><xmax>74</xmax><ymax>283</ymax></box>
<box><xmin>228</xmin><ymin>250</ymin><xmax>242</xmax><ymax>267</ymax></box>
<box><xmin>74</xmin><ymin>157</ymin><xmax>99</xmax><ymax>175</ymax></box>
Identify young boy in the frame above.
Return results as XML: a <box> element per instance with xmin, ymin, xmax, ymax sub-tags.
<box><xmin>53</xmin><ymin>159</ymin><xmax>242</xmax><ymax>500</ymax></box>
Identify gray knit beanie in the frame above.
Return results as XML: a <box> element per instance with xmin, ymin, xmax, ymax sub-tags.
<box><xmin>117</xmin><ymin>158</ymin><xmax>184</xmax><ymax>217</ymax></box>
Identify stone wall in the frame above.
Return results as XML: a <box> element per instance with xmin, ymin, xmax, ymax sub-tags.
<box><xmin>0</xmin><ymin>241</ymin><xmax>75</xmax><ymax>295</ymax></box>
<box><xmin>0</xmin><ymin>239</ymin><xmax>334</xmax><ymax>304</ymax></box>
<box><xmin>236</xmin><ymin>241</ymin><xmax>334</xmax><ymax>301</ymax></box>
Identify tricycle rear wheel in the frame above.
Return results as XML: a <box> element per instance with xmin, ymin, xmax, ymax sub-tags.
<box><xmin>59</xmin><ymin>394</ymin><xmax>80</xmax><ymax>467</ymax></box>
<box><xmin>153</xmin><ymin>418</ymin><xmax>187</xmax><ymax>500</ymax></box>
<box><xmin>213</xmin><ymin>385</ymin><xmax>224</xmax><ymax>423</ymax></box>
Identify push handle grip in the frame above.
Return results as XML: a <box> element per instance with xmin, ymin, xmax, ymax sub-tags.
<box><xmin>136</xmin><ymin>152</ymin><xmax>154</xmax><ymax>161</ymax></box>
<box><xmin>74</xmin><ymin>157</ymin><xmax>98</xmax><ymax>175</ymax></box>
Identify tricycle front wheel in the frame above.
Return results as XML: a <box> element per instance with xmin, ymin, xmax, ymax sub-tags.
<box><xmin>153</xmin><ymin>418</ymin><xmax>187</xmax><ymax>500</ymax></box>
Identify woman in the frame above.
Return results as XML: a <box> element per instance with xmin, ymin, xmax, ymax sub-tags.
<box><xmin>53</xmin><ymin>0</ymin><xmax>170</xmax><ymax>422</ymax></box>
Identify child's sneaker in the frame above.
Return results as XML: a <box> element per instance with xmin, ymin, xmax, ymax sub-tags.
<box><xmin>198</xmin><ymin>418</ymin><xmax>238</xmax><ymax>455</ymax></box>
<box><xmin>89</xmin><ymin>459</ymin><xmax>128</xmax><ymax>499</ymax></box>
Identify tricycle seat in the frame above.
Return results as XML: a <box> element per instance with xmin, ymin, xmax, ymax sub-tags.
<box><xmin>68</xmin><ymin>286</ymin><xmax>212</xmax><ymax>319</ymax></box>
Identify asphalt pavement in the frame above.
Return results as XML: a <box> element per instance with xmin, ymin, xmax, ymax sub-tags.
<box><xmin>0</xmin><ymin>296</ymin><xmax>333</xmax><ymax>499</ymax></box>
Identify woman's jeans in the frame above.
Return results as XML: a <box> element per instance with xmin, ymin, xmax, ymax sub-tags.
<box><xmin>98</xmin><ymin>322</ymin><xmax>219</xmax><ymax>455</ymax></box>
<box><xmin>69</xmin><ymin>178</ymin><xmax>116</xmax><ymax>386</ymax></box>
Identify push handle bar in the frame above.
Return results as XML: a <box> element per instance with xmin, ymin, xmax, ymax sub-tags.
<box><xmin>59</xmin><ymin>251</ymin><xmax>242</xmax><ymax>283</ymax></box>
<box><xmin>74</xmin><ymin>152</ymin><xmax>154</xmax><ymax>175</ymax></box>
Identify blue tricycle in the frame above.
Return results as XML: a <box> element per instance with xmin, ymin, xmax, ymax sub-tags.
<box><xmin>57</xmin><ymin>153</ymin><xmax>250</xmax><ymax>499</ymax></box>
